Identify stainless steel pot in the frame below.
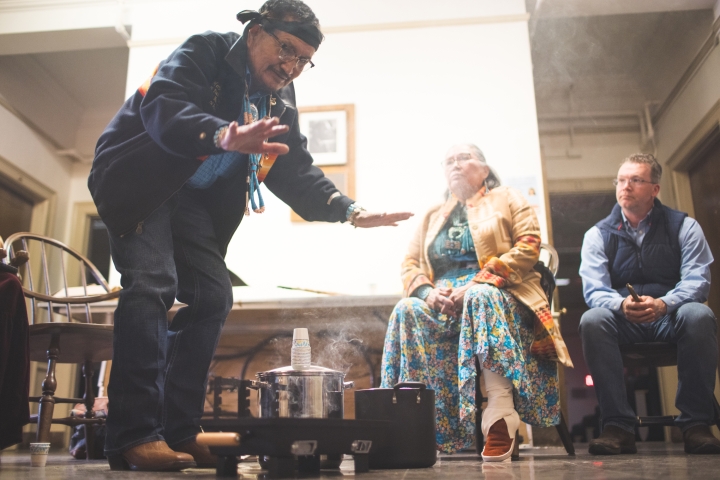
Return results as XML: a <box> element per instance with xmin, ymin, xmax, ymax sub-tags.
<box><xmin>253</xmin><ymin>365</ymin><xmax>354</xmax><ymax>419</ymax></box>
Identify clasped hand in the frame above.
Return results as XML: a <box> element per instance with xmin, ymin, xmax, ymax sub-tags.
<box><xmin>425</xmin><ymin>282</ymin><xmax>477</xmax><ymax>316</ymax></box>
<box><xmin>622</xmin><ymin>295</ymin><xmax>667</xmax><ymax>323</ymax></box>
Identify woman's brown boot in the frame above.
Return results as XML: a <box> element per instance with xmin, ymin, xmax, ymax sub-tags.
<box><xmin>481</xmin><ymin>419</ymin><xmax>518</xmax><ymax>462</ymax></box>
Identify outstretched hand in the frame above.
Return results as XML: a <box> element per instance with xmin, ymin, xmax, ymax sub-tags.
<box><xmin>351</xmin><ymin>211</ymin><xmax>413</xmax><ymax>228</ymax></box>
<box><xmin>218</xmin><ymin>117</ymin><xmax>290</xmax><ymax>155</ymax></box>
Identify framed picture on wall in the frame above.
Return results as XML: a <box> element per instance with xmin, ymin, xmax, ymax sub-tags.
<box><xmin>298</xmin><ymin>105</ymin><xmax>352</xmax><ymax>166</ymax></box>
<box><xmin>292</xmin><ymin>104</ymin><xmax>355</xmax><ymax>222</ymax></box>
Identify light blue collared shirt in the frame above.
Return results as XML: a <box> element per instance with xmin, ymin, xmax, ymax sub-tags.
<box><xmin>579</xmin><ymin>208</ymin><xmax>713</xmax><ymax>314</ymax></box>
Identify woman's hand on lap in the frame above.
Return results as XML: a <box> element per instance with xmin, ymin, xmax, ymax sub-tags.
<box><xmin>449</xmin><ymin>282</ymin><xmax>478</xmax><ymax>315</ymax></box>
<box><xmin>426</xmin><ymin>287</ymin><xmax>454</xmax><ymax>315</ymax></box>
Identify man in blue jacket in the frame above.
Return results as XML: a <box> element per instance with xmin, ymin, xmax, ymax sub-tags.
<box><xmin>579</xmin><ymin>153</ymin><xmax>719</xmax><ymax>455</ymax></box>
<box><xmin>89</xmin><ymin>0</ymin><xmax>410</xmax><ymax>471</ymax></box>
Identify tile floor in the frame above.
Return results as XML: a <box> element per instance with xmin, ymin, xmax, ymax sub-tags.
<box><xmin>2</xmin><ymin>443</ymin><xmax>720</xmax><ymax>479</ymax></box>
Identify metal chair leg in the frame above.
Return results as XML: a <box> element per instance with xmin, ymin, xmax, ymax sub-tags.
<box><xmin>36</xmin><ymin>335</ymin><xmax>60</xmax><ymax>443</ymax></box>
<box><xmin>82</xmin><ymin>361</ymin><xmax>96</xmax><ymax>460</ymax></box>
<box><xmin>474</xmin><ymin>356</ymin><xmax>484</xmax><ymax>455</ymax></box>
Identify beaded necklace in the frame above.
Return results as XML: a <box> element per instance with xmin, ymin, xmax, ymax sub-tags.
<box><xmin>446</xmin><ymin>207</ymin><xmax>475</xmax><ymax>255</ymax></box>
<box><xmin>244</xmin><ymin>92</ymin><xmax>272</xmax><ymax>214</ymax></box>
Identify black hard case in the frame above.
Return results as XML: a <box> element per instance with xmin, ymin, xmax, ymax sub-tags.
<box><xmin>354</xmin><ymin>382</ymin><xmax>436</xmax><ymax>469</ymax></box>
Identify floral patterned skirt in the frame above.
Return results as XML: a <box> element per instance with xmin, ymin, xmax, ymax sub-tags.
<box><xmin>380</xmin><ymin>269</ymin><xmax>559</xmax><ymax>453</ymax></box>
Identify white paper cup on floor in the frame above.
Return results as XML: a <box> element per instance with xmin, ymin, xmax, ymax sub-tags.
<box><xmin>30</xmin><ymin>442</ymin><xmax>50</xmax><ymax>467</ymax></box>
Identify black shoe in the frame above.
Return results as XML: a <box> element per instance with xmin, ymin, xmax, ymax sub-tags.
<box><xmin>588</xmin><ymin>425</ymin><xmax>637</xmax><ymax>455</ymax></box>
<box><xmin>683</xmin><ymin>425</ymin><xmax>720</xmax><ymax>454</ymax></box>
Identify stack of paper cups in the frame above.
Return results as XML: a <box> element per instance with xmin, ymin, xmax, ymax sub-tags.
<box><xmin>291</xmin><ymin>328</ymin><xmax>311</xmax><ymax>369</ymax></box>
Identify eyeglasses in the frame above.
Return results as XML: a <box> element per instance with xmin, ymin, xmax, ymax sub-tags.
<box><xmin>266</xmin><ymin>29</ymin><xmax>315</xmax><ymax>72</ymax></box>
<box><xmin>441</xmin><ymin>153</ymin><xmax>476</xmax><ymax>168</ymax></box>
<box><xmin>612</xmin><ymin>177</ymin><xmax>656</xmax><ymax>187</ymax></box>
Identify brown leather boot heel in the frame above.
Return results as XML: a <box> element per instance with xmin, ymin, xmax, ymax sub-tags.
<box><xmin>482</xmin><ymin>419</ymin><xmax>516</xmax><ymax>462</ymax></box>
<box><xmin>108</xmin><ymin>441</ymin><xmax>196</xmax><ymax>471</ymax></box>
<box><xmin>173</xmin><ymin>439</ymin><xmax>218</xmax><ymax>468</ymax></box>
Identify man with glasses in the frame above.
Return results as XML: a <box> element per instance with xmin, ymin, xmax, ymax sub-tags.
<box><xmin>89</xmin><ymin>0</ymin><xmax>410</xmax><ymax>472</ymax></box>
<box><xmin>578</xmin><ymin>153</ymin><xmax>718</xmax><ymax>455</ymax></box>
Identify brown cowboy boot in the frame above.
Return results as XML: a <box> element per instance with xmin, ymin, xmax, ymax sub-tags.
<box><xmin>107</xmin><ymin>440</ymin><xmax>196</xmax><ymax>471</ymax></box>
<box><xmin>174</xmin><ymin>439</ymin><xmax>219</xmax><ymax>468</ymax></box>
<box><xmin>588</xmin><ymin>425</ymin><xmax>637</xmax><ymax>455</ymax></box>
<box><xmin>683</xmin><ymin>425</ymin><xmax>720</xmax><ymax>454</ymax></box>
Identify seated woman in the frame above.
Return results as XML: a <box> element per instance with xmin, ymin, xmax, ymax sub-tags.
<box><xmin>380</xmin><ymin>144</ymin><xmax>573</xmax><ymax>460</ymax></box>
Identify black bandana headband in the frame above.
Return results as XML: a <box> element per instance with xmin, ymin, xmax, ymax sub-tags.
<box><xmin>237</xmin><ymin>10</ymin><xmax>323</xmax><ymax>51</ymax></box>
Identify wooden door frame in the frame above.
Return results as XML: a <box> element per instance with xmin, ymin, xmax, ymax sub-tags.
<box><xmin>665</xmin><ymin>100</ymin><xmax>720</xmax><ymax>216</ymax></box>
<box><xmin>0</xmin><ymin>155</ymin><xmax>56</xmax><ymax>237</ymax></box>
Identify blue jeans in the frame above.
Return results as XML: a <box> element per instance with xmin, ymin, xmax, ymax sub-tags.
<box><xmin>104</xmin><ymin>188</ymin><xmax>233</xmax><ymax>455</ymax></box>
<box><xmin>579</xmin><ymin>303</ymin><xmax>718</xmax><ymax>433</ymax></box>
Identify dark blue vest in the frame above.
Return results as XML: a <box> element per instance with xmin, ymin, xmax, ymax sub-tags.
<box><xmin>596</xmin><ymin>199</ymin><xmax>687</xmax><ymax>299</ymax></box>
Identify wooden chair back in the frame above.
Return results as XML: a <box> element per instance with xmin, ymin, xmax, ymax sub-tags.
<box><xmin>2</xmin><ymin>232</ymin><xmax>119</xmax><ymax>325</ymax></box>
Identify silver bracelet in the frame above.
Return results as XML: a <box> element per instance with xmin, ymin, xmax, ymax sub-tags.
<box><xmin>213</xmin><ymin>125</ymin><xmax>230</xmax><ymax>149</ymax></box>
<box><xmin>347</xmin><ymin>203</ymin><xmax>366</xmax><ymax>227</ymax></box>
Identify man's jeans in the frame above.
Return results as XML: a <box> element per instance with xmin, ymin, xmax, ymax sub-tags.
<box><xmin>579</xmin><ymin>304</ymin><xmax>718</xmax><ymax>434</ymax></box>
<box><xmin>104</xmin><ymin>188</ymin><xmax>233</xmax><ymax>455</ymax></box>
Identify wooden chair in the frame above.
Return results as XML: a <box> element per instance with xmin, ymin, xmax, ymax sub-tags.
<box><xmin>620</xmin><ymin>342</ymin><xmax>720</xmax><ymax>430</ymax></box>
<box><xmin>474</xmin><ymin>243</ymin><xmax>575</xmax><ymax>456</ymax></box>
<box><xmin>2</xmin><ymin>233</ymin><xmax>120</xmax><ymax>459</ymax></box>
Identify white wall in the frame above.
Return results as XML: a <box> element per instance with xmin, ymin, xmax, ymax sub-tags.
<box><xmin>655</xmin><ymin>45</ymin><xmax>720</xmax><ymax>166</ymax></box>
<box><xmin>0</xmin><ymin>2</ymin><xmax>122</xmax><ymax>38</ymax></box>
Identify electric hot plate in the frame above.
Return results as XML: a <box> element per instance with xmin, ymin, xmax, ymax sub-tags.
<box><xmin>197</xmin><ymin>417</ymin><xmax>391</xmax><ymax>478</ymax></box>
